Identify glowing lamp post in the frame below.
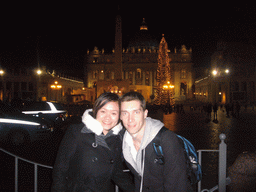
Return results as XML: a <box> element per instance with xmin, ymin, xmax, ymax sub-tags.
<box><xmin>211</xmin><ymin>68</ymin><xmax>230</xmax><ymax>103</ymax></box>
<box><xmin>37</xmin><ymin>69</ymin><xmax>42</xmax><ymax>75</ymax></box>
<box><xmin>163</xmin><ymin>81</ymin><xmax>175</xmax><ymax>89</ymax></box>
<box><xmin>0</xmin><ymin>69</ymin><xmax>4</xmax><ymax>101</ymax></box>
<box><xmin>163</xmin><ymin>81</ymin><xmax>174</xmax><ymax>104</ymax></box>
<box><xmin>212</xmin><ymin>70</ymin><xmax>218</xmax><ymax>76</ymax></box>
<box><xmin>35</xmin><ymin>69</ymin><xmax>43</xmax><ymax>101</ymax></box>
<box><xmin>51</xmin><ymin>81</ymin><xmax>62</xmax><ymax>101</ymax></box>
<box><xmin>212</xmin><ymin>68</ymin><xmax>229</xmax><ymax>76</ymax></box>
<box><xmin>51</xmin><ymin>81</ymin><xmax>62</xmax><ymax>89</ymax></box>
<box><xmin>0</xmin><ymin>69</ymin><xmax>4</xmax><ymax>75</ymax></box>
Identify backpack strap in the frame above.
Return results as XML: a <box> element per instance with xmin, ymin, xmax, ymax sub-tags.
<box><xmin>152</xmin><ymin>126</ymin><xmax>168</xmax><ymax>165</ymax></box>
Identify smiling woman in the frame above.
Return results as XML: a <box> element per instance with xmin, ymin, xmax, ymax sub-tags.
<box><xmin>96</xmin><ymin>101</ymin><xmax>119</xmax><ymax>135</ymax></box>
<box><xmin>52</xmin><ymin>92</ymin><xmax>134</xmax><ymax>192</ymax></box>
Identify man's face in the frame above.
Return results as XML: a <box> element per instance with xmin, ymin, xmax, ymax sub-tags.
<box><xmin>120</xmin><ymin>100</ymin><xmax>148</xmax><ymax>136</ymax></box>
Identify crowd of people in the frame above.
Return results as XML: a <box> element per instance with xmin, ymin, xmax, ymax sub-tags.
<box><xmin>147</xmin><ymin>103</ymin><xmax>185</xmax><ymax>115</ymax></box>
<box><xmin>190</xmin><ymin>101</ymin><xmax>255</xmax><ymax>121</ymax></box>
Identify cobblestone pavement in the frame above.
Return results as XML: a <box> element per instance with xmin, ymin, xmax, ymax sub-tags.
<box><xmin>163</xmin><ymin>106</ymin><xmax>256</xmax><ymax>190</ymax></box>
<box><xmin>163</xmin><ymin>106</ymin><xmax>256</xmax><ymax>162</ymax></box>
<box><xmin>1</xmin><ymin>105</ymin><xmax>256</xmax><ymax>191</ymax></box>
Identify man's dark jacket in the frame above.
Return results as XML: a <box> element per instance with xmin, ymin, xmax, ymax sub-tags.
<box><xmin>123</xmin><ymin>117</ymin><xmax>192</xmax><ymax>192</ymax></box>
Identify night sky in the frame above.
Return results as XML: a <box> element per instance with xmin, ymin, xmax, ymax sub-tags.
<box><xmin>0</xmin><ymin>2</ymin><xmax>256</xmax><ymax>79</ymax></box>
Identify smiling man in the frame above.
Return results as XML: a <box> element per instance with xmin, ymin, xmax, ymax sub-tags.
<box><xmin>120</xmin><ymin>92</ymin><xmax>192</xmax><ymax>192</ymax></box>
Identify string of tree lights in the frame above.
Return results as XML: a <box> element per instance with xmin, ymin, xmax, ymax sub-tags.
<box><xmin>155</xmin><ymin>35</ymin><xmax>175</xmax><ymax>105</ymax></box>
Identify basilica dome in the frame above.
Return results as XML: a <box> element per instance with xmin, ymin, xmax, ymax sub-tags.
<box><xmin>127</xmin><ymin>18</ymin><xmax>159</xmax><ymax>50</ymax></box>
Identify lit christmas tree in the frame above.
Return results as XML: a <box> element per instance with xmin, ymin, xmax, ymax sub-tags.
<box><xmin>154</xmin><ymin>34</ymin><xmax>174</xmax><ymax>105</ymax></box>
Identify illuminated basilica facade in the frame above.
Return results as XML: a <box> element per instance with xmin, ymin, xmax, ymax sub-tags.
<box><xmin>85</xmin><ymin>16</ymin><xmax>194</xmax><ymax>103</ymax></box>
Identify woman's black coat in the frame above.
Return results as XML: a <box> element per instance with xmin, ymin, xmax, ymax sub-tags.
<box><xmin>52</xmin><ymin>123</ymin><xmax>134</xmax><ymax>192</ymax></box>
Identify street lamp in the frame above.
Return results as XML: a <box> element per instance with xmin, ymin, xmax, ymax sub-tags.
<box><xmin>51</xmin><ymin>81</ymin><xmax>62</xmax><ymax>89</ymax></box>
<box><xmin>109</xmin><ymin>86</ymin><xmax>123</xmax><ymax>96</ymax></box>
<box><xmin>163</xmin><ymin>81</ymin><xmax>174</xmax><ymax>104</ymax></box>
<box><xmin>35</xmin><ymin>69</ymin><xmax>43</xmax><ymax>101</ymax></box>
<box><xmin>212</xmin><ymin>68</ymin><xmax>229</xmax><ymax>76</ymax></box>
<box><xmin>0</xmin><ymin>69</ymin><xmax>4</xmax><ymax>101</ymax></box>
<box><xmin>163</xmin><ymin>81</ymin><xmax>175</xmax><ymax>89</ymax></box>
<box><xmin>0</xmin><ymin>69</ymin><xmax>4</xmax><ymax>75</ymax></box>
<box><xmin>211</xmin><ymin>68</ymin><xmax>230</xmax><ymax>103</ymax></box>
<box><xmin>51</xmin><ymin>81</ymin><xmax>62</xmax><ymax>101</ymax></box>
<box><xmin>212</xmin><ymin>70</ymin><xmax>218</xmax><ymax>76</ymax></box>
<box><xmin>37</xmin><ymin>69</ymin><xmax>42</xmax><ymax>75</ymax></box>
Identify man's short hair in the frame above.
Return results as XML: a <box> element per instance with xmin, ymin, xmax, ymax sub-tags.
<box><xmin>120</xmin><ymin>92</ymin><xmax>146</xmax><ymax>111</ymax></box>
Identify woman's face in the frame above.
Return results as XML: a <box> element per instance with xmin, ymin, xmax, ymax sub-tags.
<box><xmin>96</xmin><ymin>101</ymin><xmax>119</xmax><ymax>135</ymax></box>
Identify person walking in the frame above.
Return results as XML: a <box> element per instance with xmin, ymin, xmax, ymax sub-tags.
<box><xmin>225</xmin><ymin>103</ymin><xmax>230</xmax><ymax>117</ymax></box>
<box><xmin>52</xmin><ymin>92</ymin><xmax>134</xmax><ymax>192</ymax></box>
<box><xmin>235</xmin><ymin>101</ymin><xmax>241</xmax><ymax>118</ymax></box>
<box><xmin>213</xmin><ymin>102</ymin><xmax>218</xmax><ymax>121</ymax></box>
<box><xmin>120</xmin><ymin>91</ymin><xmax>192</xmax><ymax>192</ymax></box>
<box><xmin>207</xmin><ymin>102</ymin><xmax>212</xmax><ymax>120</ymax></box>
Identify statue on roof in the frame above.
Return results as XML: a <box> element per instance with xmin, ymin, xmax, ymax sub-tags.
<box><xmin>140</xmin><ymin>18</ymin><xmax>148</xmax><ymax>30</ymax></box>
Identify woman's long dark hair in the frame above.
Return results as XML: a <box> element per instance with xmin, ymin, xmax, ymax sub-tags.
<box><xmin>92</xmin><ymin>92</ymin><xmax>120</xmax><ymax>118</ymax></box>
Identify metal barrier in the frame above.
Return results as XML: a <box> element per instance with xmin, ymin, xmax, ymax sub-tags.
<box><xmin>0</xmin><ymin>133</ymin><xmax>228</xmax><ymax>192</ymax></box>
<box><xmin>0</xmin><ymin>147</ymin><xmax>127</xmax><ymax>192</ymax></box>
<box><xmin>197</xmin><ymin>133</ymin><xmax>228</xmax><ymax>192</ymax></box>
<box><xmin>0</xmin><ymin>147</ymin><xmax>53</xmax><ymax>192</ymax></box>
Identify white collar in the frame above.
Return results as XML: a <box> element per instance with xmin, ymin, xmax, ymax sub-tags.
<box><xmin>81</xmin><ymin>109</ymin><xmax>122</xmax><ymax>135</ymax></box>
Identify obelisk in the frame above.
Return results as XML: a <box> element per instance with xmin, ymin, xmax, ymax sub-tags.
<box><xmin>114</xmin><ymin>13</ymin><xmax>122</xmax><ymax>80</ymax></box>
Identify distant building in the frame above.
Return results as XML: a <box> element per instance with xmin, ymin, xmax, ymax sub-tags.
<box><xmin>85</xmin><ymin>16</ymin><xmax>194</xmax><ymax>103</ymax></box>
<box><xmin>195</xmin><ymin>42</ymin><xmax>256</xmax><ymax>104</ymax></box>
<box><xmin>0</xmin><ymin>66</ymin><xmax>88</xmax><ymax>103</ymax></box>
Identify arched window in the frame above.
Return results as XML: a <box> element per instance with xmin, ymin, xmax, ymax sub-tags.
<box><xmin>232</xmin><ymin>81</ymin><xmax>239</xmax><ymax>92</ymax></box>
<box><xmin>111</xmin><ymin>71</ymin><xmax>114</xmax><ymax>79</ymax></box>
<box><xmin>93</xmin><ymin>70</ymin><xmax>98</xmax><ymax>79</ymax></box>
<box><xmin>137</xmin><ymin>68</ymin><xmax>142</xmax><ymax>79</ymax></box>
<box><xmin>93</xmin><ymin>57</ymin><xmax>98</xmax><ymax>63</ymax></box>
<box><xmin>129</xmin><ymin>71</ymin><xmax>133</xmax><ymax>85</ymax></box>
<box><xmin>241</xmin><ymin>82</ymin><xmax>247</xmax><ymax>92</ymax></box>
<box><xmin>180</xmin><ymin>82</ymin><xmax>187</xmax><ymax>95</ymax></box>
<box><xmin>181</xmin><ymin>69</ymin><xmax>186</xmax><ymax>79</ymax></box>
<box><xmin>145</xmin><ymin>71</ymin><xmax>150</xmax><ymax>85</ymax></box>
<box><xmin>136</xmin><ymin>68</ymin><xmax>142</xmax><ymax>85</ymax></box>
<box><xmin>106</xmin><ymin>71</ymin><xmax>110</xmax><ymax>80</ymax></box>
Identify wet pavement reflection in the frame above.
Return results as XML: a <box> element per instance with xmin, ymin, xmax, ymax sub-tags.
<box><xmin>164</xmin><ymin>108</ymin><xmax>256</xmax><ymax>165</ymax></box>
<box><xmin>1</xmin><ymin>106</ymin><xmax>256</xmax><ymax>191</ymax></box>
<box><xmin>163</xmin><ymin>107</ymin><xmax>256</xmax><ymax>190</ymax></box>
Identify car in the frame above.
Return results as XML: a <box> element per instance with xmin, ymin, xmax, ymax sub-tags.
<box><xmin>74</xmin><ymin>100</ymin><xmax>93</xmax><ymax>108</ymax></box>
<box><xmin>0</xmin><ymin>102</ymin><xmax>54</xmax><ymax>145</ymax></box>
<box><xmin>21</xmin><ymin>101</ymin><xmax>67</xmax><ymax>129</ymax></box>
